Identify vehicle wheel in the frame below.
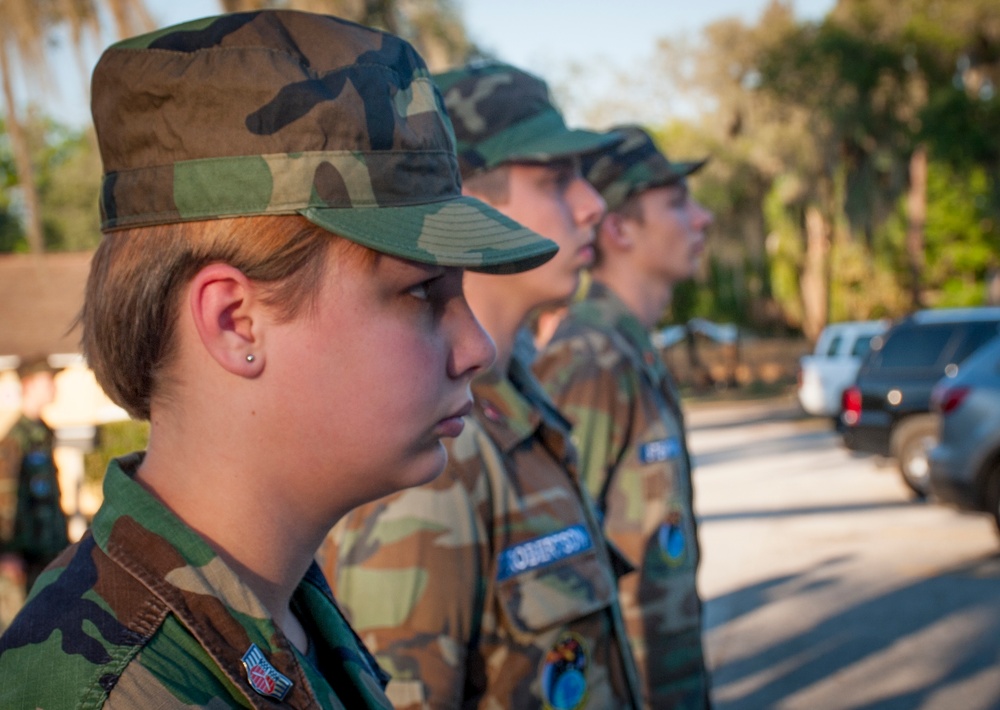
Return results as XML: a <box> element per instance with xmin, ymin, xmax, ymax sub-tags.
<box><xmin>892</xmin><ymin>415</ymin><xmax>939</xmax><ymax>497</ymax></box>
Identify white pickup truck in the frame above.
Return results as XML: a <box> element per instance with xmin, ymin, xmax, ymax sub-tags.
<box><xmin>797</xmin><ymin>320</ymin><xmax>888</xmax><ymax>417</ymax></box>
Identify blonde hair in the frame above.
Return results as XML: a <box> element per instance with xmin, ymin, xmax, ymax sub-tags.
<box><xmin>81</xmin><ymin>215</ymin><xmax>344</xmax><ymax>420</ymax></box>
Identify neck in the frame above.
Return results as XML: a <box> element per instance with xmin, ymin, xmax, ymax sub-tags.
<box><xmin>464</xmin><ymin>273</ymin><xmax>534</xmax><ymax>375</ymax></box>
<box><xmin>592</xmin><ymin>265</ymin><xmax>673</xmax><ymax>329</ymax></box>
<box><xmin>138</xmin><ymin>402</ymin><xmax>325</xmax><ymax>647</ymax></box>
<box><xmin>20</xmin><ymin>403</ymin><xmax>43</xmax><ymax>421</ymax></box>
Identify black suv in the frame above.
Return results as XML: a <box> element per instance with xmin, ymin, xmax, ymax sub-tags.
<box><xmin>841</xmin><ymin>307</ymin><xmax>1000</xmax><ymax>496</ymax></box>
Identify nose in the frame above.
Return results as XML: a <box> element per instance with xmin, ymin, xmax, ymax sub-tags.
<box><xmin>691</xmin><ymin>198</ymin><xmax>714</xmax><ymax>231</ymax></box>
<box><xmin>567</xmin><ymin>176</ymin><xmax>606</xmax><ymax>232</ymax></box>
<box><xmin>448</xmin><ymin>290</ymin><xmax>496</xmax><ymax>380</ymax></box>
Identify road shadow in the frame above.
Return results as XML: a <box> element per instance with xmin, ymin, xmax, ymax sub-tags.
<box><xmin>699</xmin><ymin>500</ymin><xmax>914</xmax><ymax>524</ymax></box>
<box><xmin>706</xmin><ymin>553</ymin><xmax>1000</xmax><ymax>709</ymax></box>
<box><xmin>693</xmin><ymin>428</ymin><xmax>840</xmax><ymax>468</ymax></box>
<box><xmin>688</xmin><ymin>404</ymin><xmax>810</xmax><ymax>432</ymax></box>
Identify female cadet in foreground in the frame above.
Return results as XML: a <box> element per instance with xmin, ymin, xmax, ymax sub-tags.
<box><xmin>0</xmin><ymin>10</ymin><xmax>555</xmax><ymax>709</ymax></box>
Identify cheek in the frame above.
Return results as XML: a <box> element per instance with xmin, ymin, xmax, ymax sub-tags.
<box><xmin>349</xmin><ymin>325</ymin><xmax>446</xmax><ymax>412</ymax></box>
<box><xmin>513</xmin><ymin>199</ymin><xmax>575</xmax><ymax>246</ymax></box>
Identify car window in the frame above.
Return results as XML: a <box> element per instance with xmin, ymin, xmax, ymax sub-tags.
<box><xmin>825</xmin><ymin>334</ymin><xmax>843</xmax><ymax>357</ymax></box>
<box><xmin>951</xmin><ymin>322</ymin><xmax>1000</xmax><ymax>364</ymax></box>
<box><xmin>875</xmin><ymin>324</ymin><xmax>955</xmax><ymax>368</ymax></box>
<box><xmin>851</xmin><ymin>335</ymin><xmax>874</xmax><ymax>358</ymax></box>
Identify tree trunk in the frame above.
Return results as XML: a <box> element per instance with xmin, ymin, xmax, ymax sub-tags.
<box><xmin>906</xmin><ymin>144</ymin><xmax>927</xmax><ymax>309</ymax></box>
<box><xmin>0</xmin><ymin>44</ymin><xmax>44</xmax><ymax>254</ymax></box>
<box><xmin>800</xmin><ymin>205</ymin><xmax>829</xmax><ymax>342</ymax></box>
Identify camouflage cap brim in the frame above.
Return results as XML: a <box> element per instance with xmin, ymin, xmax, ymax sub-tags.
<box><xmin>302</xmin><ymin>196</ymin><xmax>557</xmax><ymax>274</ymax></box>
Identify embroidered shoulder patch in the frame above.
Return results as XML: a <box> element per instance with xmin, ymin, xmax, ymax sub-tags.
<box><xmin>541</xmin><ymin>632</ymin><xmax>589</xmax><ymax>710</ymax></box>
<box><xmin>496</xmin><ymin>524</ymin><xmax>593</xmax><ymax>581</ymax></box>
<box><xmin>638</xmin><ymin>437</ymin><xmax>680</xmax><ymax>464</ymax></box>
<box><xmin>242</xmin><ymin>643</ymin><xmax>293</xmax><ymax>701</ymax></box>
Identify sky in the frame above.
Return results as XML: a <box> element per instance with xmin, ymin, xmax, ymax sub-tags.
<box><xmin>14</xmin><ymin>0</ymin><xmax>837</xmax><ymax>129</ymax></box>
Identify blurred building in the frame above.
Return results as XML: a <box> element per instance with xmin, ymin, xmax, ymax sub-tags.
<box><xmin>0</xmin><ymin>252</ymin><xmax>128</xmax><ymax>541</ymax></box>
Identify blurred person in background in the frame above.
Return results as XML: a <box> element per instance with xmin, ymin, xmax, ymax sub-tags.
<box><xmin>0</xmin><ymin>355</ymin><xmax>69</xmax><ymax>611</ymax></box>
<box><xmin>322</xmin><ymin>63</ymin><xmax>644</xmax><ymax>709</ymax></box>
<box><xmin>535</xmin><ymin>125</ymin><xmax>715</xmax><ymax>708</ymax></box>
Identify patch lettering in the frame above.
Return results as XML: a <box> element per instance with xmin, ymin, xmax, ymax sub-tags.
<box><xmin>638</xmin><ymin>437</ymin><xmax>681</xmax><ymax>464</ymax></box>
<box><xmin>497</xmin><ymin>525</ymin><xmax>593</xmax><ymax>581</ymax></box>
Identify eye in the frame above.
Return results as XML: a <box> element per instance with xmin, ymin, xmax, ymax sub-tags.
<box><xmin>554</xmin><ymin>163</ymin><xmax>579</xmax><ymax>190</ymax></box>
<box><xmin>407</xmin><ymin>281</ymin><xmax>431</xmax><ymax>301</ymax></box>
<box><xmin>406</xmin><ymin>272</ymin><xmax>445</xmax><ymax>302</ymax></box>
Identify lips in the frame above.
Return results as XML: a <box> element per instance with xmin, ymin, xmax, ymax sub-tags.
<box><xmin>436</xmin><ymin>399</ymin><xmax>473</xmax><ymax>438</ymax></box>
<box><xmin>451</xmin><ymin>399</ymin><xmax>474</xmax><ymax>420</ymax></box>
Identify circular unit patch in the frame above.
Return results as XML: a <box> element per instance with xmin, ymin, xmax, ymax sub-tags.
<box><xmin>657</xmin><ymin>519</ymin><xmax>687</xmax><ymax>566</ymax></box>
<box><xmin>540</xmin><ymin>632</ymin><xmax>589</xmax><ymax>710</ymax></box>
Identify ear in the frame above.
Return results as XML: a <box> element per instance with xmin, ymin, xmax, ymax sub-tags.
<box><xmin>188</xmin><ymin>263</ymin><xmax>265</xmax><ymax>377</ymax></box>
<box><xmin>598</xmin><ymin>212</ymin><xmax>634</xmax><ymax>252</ymax></box>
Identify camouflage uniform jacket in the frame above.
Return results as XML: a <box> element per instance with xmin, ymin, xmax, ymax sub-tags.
<box><xmin>534</xmin><ymin>282</ymin><xmax>710</xmax><ymax>709</ymax></box>
<box><xmin>0</xmin><ymin>416</ymin><xmax>68</xmax><ymax>561</ymax></box>
<box><xmin>0</xmin><ymin>453</ymin><xmax>392</xmax><ymax>709</ymax></box>
<box><xmin>323</xmin><ymin>352</ymin><xmax>643</xmax><ymax>710</ymax></box>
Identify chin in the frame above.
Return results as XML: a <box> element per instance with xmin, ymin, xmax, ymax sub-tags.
<box><xmin>397</xmin><ymin>442</ymin><xmax>449</xmax><ymax>492</ymax></box>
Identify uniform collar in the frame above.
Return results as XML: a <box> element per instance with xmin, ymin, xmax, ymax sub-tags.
<box><xmin>472</xmin><ymin>345</ymin><xmax>573</xmax><ymax>456</ymax></box>
<box><xmin>93</xmin><ymin>454</ymin><xmax>389</xmax><ymax>708</ymax></box>
<box><xmin>576</xmin><ymin>281</ymin><xmax>670</xmax><ymax>386</ymax></box>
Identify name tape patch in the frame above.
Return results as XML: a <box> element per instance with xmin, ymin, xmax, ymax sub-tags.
<box><xmin>497</xmin><ymin>524</ymin><xmax>593</xmax><ymax>581</ymax></box>
<box><xmin>638</xmin><ymin>437</ymin><xmax>681</xmax><ymax>464</ymax></box>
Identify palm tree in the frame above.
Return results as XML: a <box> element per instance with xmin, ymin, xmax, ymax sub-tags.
<box><xmin>0</xmin><ymin>0</ymin><xmax>152</xmax><ymax>254</ymax></box>
<box><xmin>216</xmin><ymin>0</ymin><xmax>473</xmax><ymax>71</ymax></box>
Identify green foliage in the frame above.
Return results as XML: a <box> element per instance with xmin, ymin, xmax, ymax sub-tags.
<box><xmin>0</xmin><ymin>116</ymin><xmax>102</xmax><ymax>253</ymax></box>
<box><xmin>707</xmin><ymin>0</ymin><xmax>1000</xmax><ymax>333</ymax></box>
<box><xmin>763</xmin><ymin>176</ymin><xmax>805</xmax><ymax>328</ymax></box>
<box><xmin>671</xmin><ymin>259</ymin><xmax>746</xmax><ymax>327</ymax></box>
<box><xmin>83</xmin><ymin>420</ymin><xmax>150</xmax><ymax>486</ymax></box>
<box><xmin>923</xmin><ymin>163</ymin><xmax>1000</xmax><ymax>305</ymax></box>
<box><xmin>828</xmin><ymin>236</ymin><xmax>907</xmax><ymax>320</ymax></box>
<box><xmin>0</xmin><ymin>118</ymin><xmax>25</xmax><ymax>252</ymax></box>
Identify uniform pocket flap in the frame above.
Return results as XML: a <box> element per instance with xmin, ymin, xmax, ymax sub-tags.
<box><xmin>495</xmin><ymin>525</ymin><xmax>616</xmax><ymax>635</ymax></box>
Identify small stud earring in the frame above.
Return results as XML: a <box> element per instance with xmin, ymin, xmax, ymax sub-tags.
<box><xmin>246</xmin><ymin>354</ymin><xmax>255</xmax><ymax>363</ymax></box>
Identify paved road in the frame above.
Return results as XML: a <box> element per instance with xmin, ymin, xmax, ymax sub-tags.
<box><xmin>689</xmin><ymin>396</ymin><xmax>1000</xmax><ymax>710</ymax></box>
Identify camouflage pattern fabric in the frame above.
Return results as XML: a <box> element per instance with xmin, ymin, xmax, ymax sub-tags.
<box><xmin>581</xmin><ymin>125</ymin><xmax>707</xmax><ymax>212</ymax></box>
<box><xmin>91</xmin><ymin>11</ymin><xmax>556</xmax><ymax>275</ymax></box>
<box><xmin>320</xmin><ymin>352</ymin><xmax>642</xmax><ymax>709</ymax></box>
<box><xmin>0</xmin><ymin>454</ymin><xmax>393</xmax><ymax>709</ymax></box>
<box><xmin>535</xmin><ymin>282</ymin><xmax>711</xmax><ymax>709</ymax></box>
<box><xmin>432</xmin><ymin>63</ymin><xmax>620</xmax><ymax>176</ymax></box>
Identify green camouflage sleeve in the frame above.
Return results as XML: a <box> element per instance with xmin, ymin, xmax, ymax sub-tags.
<box><xmin>536</xmin><ymin>332</ymin><xmax>709</xmax><ymax>709</ymax></box>
<box><xmin>319</xmin><ymin>436</ymin><xmax>490</xmax><ymax>710</ymax></box>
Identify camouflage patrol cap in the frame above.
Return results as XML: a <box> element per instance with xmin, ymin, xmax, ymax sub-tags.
<box><xmin>582</xmin><ymin>125</ymin><xmax>708</xmax><ymax>212</ymax></box>
<box><xmin>90</xmin><ymin>11</ymin><xmax>557</xmax><ymax>274</ymax></box>
<box><xmin>431</xmin><ymin>63</ymin><xmax>620</xmax><ymax>177</ymax></box>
